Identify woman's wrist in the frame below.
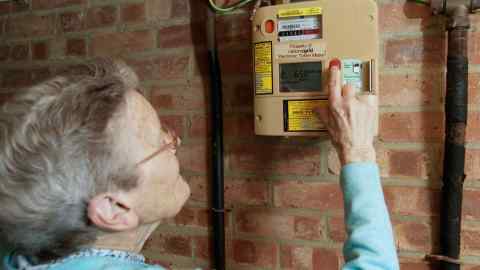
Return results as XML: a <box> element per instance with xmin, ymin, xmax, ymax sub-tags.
<box><xmin>339</xmin><ymin>146</ymin><xmax>376</xmax><ymax>166</ymax></box>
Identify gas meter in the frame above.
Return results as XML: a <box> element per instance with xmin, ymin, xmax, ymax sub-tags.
<box><xmin>252</xmin><ymin>0</ymin><xmax>378</xmax><ymax>136</ymax></box>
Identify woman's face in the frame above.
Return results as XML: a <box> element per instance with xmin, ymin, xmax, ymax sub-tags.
<box><xmin>122</xmin><ymin>91</ymin><xmax>191</xmax><ymax>224</ymax></box>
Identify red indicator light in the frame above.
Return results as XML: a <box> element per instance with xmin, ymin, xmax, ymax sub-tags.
<box><xmin>265</xmin><ymin>20</ymin><xmax>275</xmax><ymax>34</ymax></box>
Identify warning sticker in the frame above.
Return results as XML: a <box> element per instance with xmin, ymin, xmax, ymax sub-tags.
<box><xmin>254</xmin><ymin>42</ymin><xmax>273</xmax><ymax>95</ymax></box>
<box><xmin>284</xmin><ymin>99</ymin><xmax>327</xmax><ymax>132</ymax></box>
<box><xmin>278</xmin><ymin>7</ymin><xmax>322</xmax><ymax>18</ymax></box>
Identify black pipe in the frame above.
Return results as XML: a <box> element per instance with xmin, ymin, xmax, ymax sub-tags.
<box><xmin>440</xmin><ymin>6</ymin><xmax>469</xmax><ymax>270</ymax></box>
<box><xmin>206</xmin><ymin>9</ymin><xmax>226</xmax><ymax>270</ymax></box>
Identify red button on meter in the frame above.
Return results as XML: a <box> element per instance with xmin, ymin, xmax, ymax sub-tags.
<box><xmin>329</xmin><ymin>58</ymin><xmax>342</xmax><ymax>70</ymax></box>
<box><xmin>265</xmin><ymin>20</ymin><xmax>275</xmax><ymax>34</ymax></box>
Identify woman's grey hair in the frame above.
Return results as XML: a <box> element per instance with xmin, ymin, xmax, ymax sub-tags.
<box><xmin>0</xmin><ymin>59</ymin><xmax>141</xmax><ymax>261</ymax></box>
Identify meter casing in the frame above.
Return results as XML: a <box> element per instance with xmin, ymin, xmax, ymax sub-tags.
<box><xmin>252</xmin><ymin>0</ymin><xmax>379</xmax><ymax>136</ymax></box>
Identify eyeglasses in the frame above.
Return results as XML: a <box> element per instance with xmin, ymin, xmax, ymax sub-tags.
<box><xmin>135</xmin><ymin>126</ymin><xmax>180</xmax><ymax>167</ymax></box>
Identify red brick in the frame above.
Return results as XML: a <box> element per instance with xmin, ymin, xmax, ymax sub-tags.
<box><xmin>187</xmin><ymin>175</ymin><xmax>269</xmax><ymax>207</ymax></box>
<box><xmin>146</xmin><ymin>0</ymin><xmax>172</xmax><ymax>20</ymax></box>
<box><xmin>0</xmin><ymin>45</ymin><xmax>10</xmax><ymax>61</ymax></box>
<box><xmin>229</xmin><ymin>143</ymin><xmax>321</xmax><ymax>176</ymax></box>
<box><xmin>150</xmin><ymin>82</ymin><xmax>207</xmax><ymax>112</ymax></box>
<box><xmin>468</xmin><ymin>32</ymin><xmax>480</xmax><ymax>65</ymax></box>
<box><xmin>236</xmin><ymin>210</ymin><xmax>294</xmax><ymax>239</ymax></box>
<box><xmin>274</xmin><ymin>181</ymin><xmax>343</xmax><ymax>211</ymax></box>
<box><xmin>86</xmin><ymin>6</ymin><xmax>117</xmax><ymax>29</ymax></box>
<box><xmin>192</xmin><ymin>50</ymin><xmax>209</xmax><ymax>77</ymax></box>
<box><xmin>225</xmin><ymin>177</ymin><xmax>269</xmax><ymax>206</ymax></box>
<box><xmin>193</xmin><ymin>236</ymin><xmax>211</xmax><ymax>260</ymax></box>
<box><xmin>171</xmin><ymin>0</ymin><xmax>189</xmax><ymax>19</ymax></box>
<box><xmin>0</xmin><ymin>92</ymin><xmax>13</xmax><ymax>105</ymax></box>
<box><xmin>328</xmin><ymin>216</ymin><xmax>346</xmax><ymax>243</ymax></box>
<box><xmin>31</xmin><ymin>68</ymin><xmax>51</xmax><ymax>84</ymax></box>
<box><xmin>223</xmin><ymin>78</ymin><xmax>254</xmax><ymax>111</ymax></box>
<box><xmin>32</xmin><ymin>42</ymin><xmax>48</xmax><ymax>60</ymax></box>
<box><xmin>125</xmin><ymin>55</ymin><xmax>189</xmax><ymax>82</ymax></box>
<box><xmin>66</xmin><ymin>38</ymin><xmax>86</xmax><ymax>56</ymax></box>
<box><xmin>219</xmin><ymin>48</ymin><xmax>252</xmax><ymax>76</ymax></box>
<box><xmin>158</xmin><ymin>115</ymin><xmax>184</xmax><ymax>137</ymax></box>
<box><xmin>393</xmin><ymin>220</ymin><xmax>433</xmax><ymax>252</ymax></box>
<box><xmin>10</xmin><ymin>43</ymin><xmax>28</xmax><ymax>60</ymax></box>
<box><xmin>121</xmin><ymin>3</ymin><xmax>145</xmax><ymax>23</ymax></box>
<box><xmin>154</xmin><ymin>55</ymin><xmax>190</xmax><ymax>80</ymax></box>
<box><xmin>171</xmin><ymin>206</ymin><xmax>195</xmax><ymax>226</ymax></box>
<box><xmin>462</xmin><ymin>223</ymin><xmax>480</xmax><ymax>255</ymax></box>
<box><xmin>124</xmin><ymin>58</ymin><xmax>156</xmax><ymax>80</ymax></box>
<box><xmin>10</xmin><ymin>1</ymin><xmax>28</xmax><ymax>12</ymax></box>
<box><xmin>2</xmin><ymin>70</ymin><xmax>31</xmax><ymax>88</ymax></box>
<box><xmin>463</xmin><ymin>189</ymin><xmax>480</xmax><ymax>220</ymax></box>
<box><xmin>280</xmin><ymin>245</ymin><xmax>314</xmax><ymax>269</ymax></box>
<box><xmin>466</xmin><ymin>149</ymin><xmax>480</xmax><ymax>180</ymax></box>
<box><xmin>188</xmin><ymin>114</ymin><xmax>208</xmax><ymax>138</ymax></box>
<box><xmin>294</xmin><ymin>216</ymin><xmax>324</xmax><ymax>240</ymax></box>
<box><xmin>0</xmin><ymin>2</ymin><xmax>11</xmax><ymax>15</ymax></box>
<box><xmin>469</xmin><ymin>73</ymin><xmax>480</xmax><ymax>105</ymax></box>
<box><xmin>232</xmin><ymin>239</ymin><xmax>277</xmax><ymax>268</ymax></box>
<box><xmin>384</xmin><ymin>186</ymin><xmax>440</xmax><ymax>216</ymax></box>
<box><xmin>59</xmin><ymin>12</ymin><xmax>84</xmax><ymax>32</ymax></box>
<box><xmin>384</xmin><ymin>36</ymin><xmax>445</xmax><ymax>66</ymax></box>
<box><xmin>224</xmin><ymin>114</ymin><xmax>254</xmax><ymax>138</ymax></box>
<box><xmin>32</xmin><ymin>0</ymin><xmax>84</xmax><ymax>9</ymax></box>
<box><xmin>175</xmin><ymin>207</ymin><xmax>220</xmax><ymax>228</ymax></box>
<box><xmin>379</xmin><ymin>112</ymin><xmax>444</xmax><ymax>143</ymax></box>
<box><xmin>467</xmin><ymin>112</ymin><xmax>480</xmax><ymax>142</ymax></box>
<box><xmin>327</xmin><ymin>144</ymin><xmax>390</xmax><ymax>177</ymax></box>
<box><xmin>389</xmin><ymin>150</ymin><xmax>425</xmax><ymax>178</ymax></box>
<box><xmin>184</xmin><ymin>175</ymin><xmax>208</xmax><ymax>204</ymax></box>
<box><xmin>143</xmin><ymin>233</ymin><xmax>192</xmax><ymax>257</ymax></box>
<box><xmin>6</xmin><ymin>14</ymin><xmax>55</xmax><ymax>38</ymax></box>
<box><xmin>143</xmin><ymin>258</ymin><xmax>171</xmax><ymax>269</ymax></box>
<box><xmin>400</xmin><ymin>261</ymin><xmax>436</xmax><ymax>270</ymax></box>
<box><xmin>0</xmin><ymin>18</ymin><xmax>5</xmax><ymax>36</ymax></box>
<box><xmin>91</xmin><ymin>30</ymin><xmax>154</xmax><ymax>56</ymax></box>
<box><xmin>380</xmin><ymin>72</ymin><xmax>442</xmax><ymax>107</ymax></box>
<box><xmin>177</xmin><ymin>143</ymin><xmax>207</xmax><ymax>173</ymax></box>
<box><xmin>216</xmin><ymin>13</ymin><xmax>251</xmax><ymax>45</ymax></box>
<box><xmin>236</xmin><ymin>210</ymin><xmax>324</xmax><ymax>241</ymax></box>
<box><xmin>312</xmin><ymin>248</ymin><xmax>340</xmax><ymax>270</ymax></box>
<box><xmin>379</xmin><ymin>2</ymin><xmax>438</xmax><ymax>32</ymax></box>
<box><xmin>157</xmin><ymin>24</ymin><xmax>200</xmax><ymax>49</ymax></box>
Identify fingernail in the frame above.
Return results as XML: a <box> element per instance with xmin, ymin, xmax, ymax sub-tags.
<box><xmin>329</xmin><ymin>58</ymin><xmax>341</xmax><ymax>70</ymax></box>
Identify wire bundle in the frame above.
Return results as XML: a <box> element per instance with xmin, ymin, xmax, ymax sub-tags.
<box><xmin>411</xmin><ymin>0</ymin><xmax>430</xmax><ymax>5</ymax></box>
<box><xmin>208</xmin><ymin>0</ymin><xmax>256</xmax><ymax>13</ymax></box>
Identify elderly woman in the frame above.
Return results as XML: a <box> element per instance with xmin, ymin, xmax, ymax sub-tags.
<box><xmin>0</xmin><ymin>59</ymin><xmax>190</xmax><ymax>270</ymax></box>
<box><xmin>0</xmin><ymin>59</ymin><xmax>398</xmax><ymax>270</ymax></box>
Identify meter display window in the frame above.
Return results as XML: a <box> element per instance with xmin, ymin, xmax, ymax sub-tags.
<box><xmin>278</xmin><ymin>15</ymin><xmax>323</xmax><ymax>42</ymax></box>
<box><xmin>279</xmin><ymin>62</ymin><xmax>322</xmax><ymax>92</ymax></box>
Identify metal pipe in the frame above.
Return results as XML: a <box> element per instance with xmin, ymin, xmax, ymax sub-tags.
<box><xmin>439</xmin><ymin>4</ymin><xmax>469</xmax><ymax>270</ymax></box>
<box><xmin>206</xmin><ymin>8</ymin><xmax>226</xmax><ymax>270</ymax></box>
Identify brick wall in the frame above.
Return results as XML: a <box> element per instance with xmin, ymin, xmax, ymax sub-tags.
<box><xmin>1</xmin><ymin>0</ymin><xmax>480</xmax><ymax>269</ymax></box>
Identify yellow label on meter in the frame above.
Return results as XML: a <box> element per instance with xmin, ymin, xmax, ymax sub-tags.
<box><xmin>254</xmin><ymin>42</ymin><xmax>273</xmax><ymax>95</ymax></box>
<box><xmin>284</xmin><ymin>99</ymin><xmax>327</xmax><ymax>132</ymax></box>
<box><xmin>278</xmin><ymin>7</ymin><xmax>322</xmax><ymax>18</ymax></box>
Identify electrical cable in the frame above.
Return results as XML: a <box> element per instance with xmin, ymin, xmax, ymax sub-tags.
<box><xmin>410</xmin><ymin>0</ymin><xmax>431</xmax><ymax>5</ymax></box>
<box><xmin>208</xmin><ymin>0</ymin><xmax>256</xmax><ymax>13</ymax></box>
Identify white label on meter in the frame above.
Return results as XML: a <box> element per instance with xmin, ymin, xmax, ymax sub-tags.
<box><xmin>278</xmin><ymin>17</ymin><xmax>322</xmax><ymax>42</ymax></box>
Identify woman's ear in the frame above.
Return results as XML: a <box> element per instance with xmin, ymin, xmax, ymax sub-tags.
<box><xmin>87</xmin><ymin>193</ymin><xmax>139</xmax><ymax>232</ymax></box>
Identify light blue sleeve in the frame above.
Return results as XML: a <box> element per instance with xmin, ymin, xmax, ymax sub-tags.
<box><xmin>341</xmin><ymin>162</ymin><xmax>399</xmax><ymax>270</ymax></box>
